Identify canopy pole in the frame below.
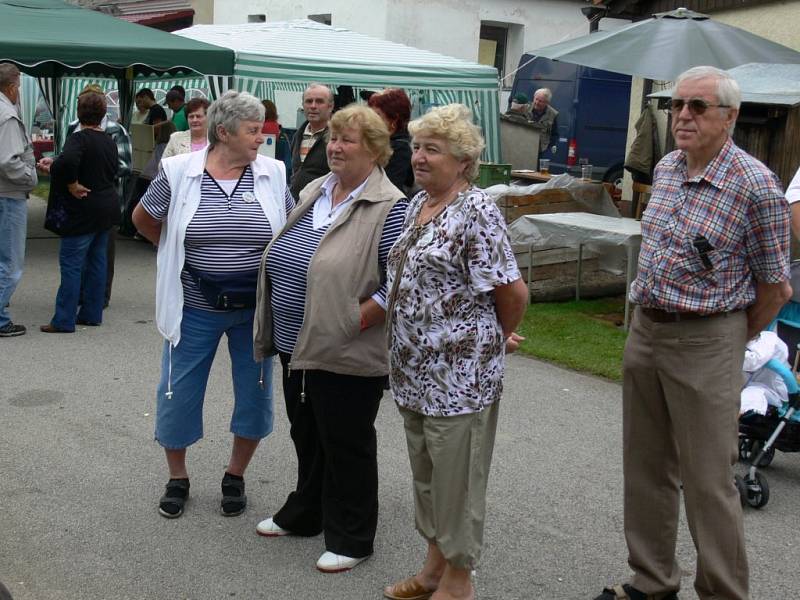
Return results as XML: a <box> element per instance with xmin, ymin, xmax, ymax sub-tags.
<box><xmin>117</xmin><ymin>67</ymin><xmax>134</xmax><ymax>130</ymax></box>
<box><xmin>36</xmin><ymin>76</ymin><xmax>60</xmax><ymax>152</ymax></box>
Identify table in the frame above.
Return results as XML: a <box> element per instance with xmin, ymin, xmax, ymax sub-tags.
<box><xmin>508</xmin><ymin>212</ymin><xmax>642</xmax><ymax>329</ymax></box>
<box><xmin>511</xmin><ymin>169</ymin><xmax>551</xmax><ymax>183</ymax></box>
<box><xmin>32</xmin><ymin>139</ymin><xmax>54</xmax><ymax>162</ymax></box>
<box><xmin>512</xmin><ymin>169</ymin><xmax>602</xmax><ymax>185</ymax></box>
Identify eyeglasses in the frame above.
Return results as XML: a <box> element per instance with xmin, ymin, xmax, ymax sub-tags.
<box><xmin>670</xmin><ymin>98</ymin><xmax>730</xmax><ymax>115</ymax></box>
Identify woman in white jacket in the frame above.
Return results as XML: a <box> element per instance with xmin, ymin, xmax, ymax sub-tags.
<box><xmin>161</xmin><ymin>97</ymin><xmax>210</xmax><ymax>159</ymax></box>
<box><xmin>133</xmin><ymin>91</ymin><xmax>293</xmax><ymax>520</ymax></box>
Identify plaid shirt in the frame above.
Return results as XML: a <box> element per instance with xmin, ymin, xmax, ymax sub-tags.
<box><xmin>629</xmin><ymin>137</ymin><xmax>790</xmax><ymax>314</ymax></box>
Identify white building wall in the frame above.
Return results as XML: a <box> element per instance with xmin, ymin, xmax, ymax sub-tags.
<box><xmin>209</xmin><ymin>0</ymin><xmax>388</xmax><ymax>37</ymax></box>
<box><xmin>201</xmin><ymin>0</ymin><xmax>628</xmax><ymax>71</ymax></box>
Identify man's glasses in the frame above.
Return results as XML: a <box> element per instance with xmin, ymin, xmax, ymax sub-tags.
<box><xmin>670</xmin><ymin>98</ymin><xmax>730</xmax><ymax>115</ymax></box>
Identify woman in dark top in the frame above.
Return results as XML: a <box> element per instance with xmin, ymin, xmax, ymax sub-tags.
<box><xmin>41</xmin><ymin>91</ymin><xmax>119</xmax><ymax>333</ymax></box>
<box><xmin>368</xmin><ymin>88</ymin><xmax>414</xmax><ymax>193</ymax></box>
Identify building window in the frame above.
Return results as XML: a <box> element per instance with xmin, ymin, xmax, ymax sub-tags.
<box><xmin>479</xmin><ymin>24</ymin><xmax>508</xmax><ymax>78</ymax></box>
<box><xmin>308</xmin><ymin>13</ymin><xmax>332</xmax><ymax>26</ymax></box>
<box><xmin>248</xmin><ymin>14</ymin><xmax>266</xmax><ymax>23</ymax></box>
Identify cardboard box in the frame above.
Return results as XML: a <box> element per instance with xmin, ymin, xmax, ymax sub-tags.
<box><xmin>131</xmin><ymin>123</ymin><xmax>155</xmax><ymax>174</ymax></box>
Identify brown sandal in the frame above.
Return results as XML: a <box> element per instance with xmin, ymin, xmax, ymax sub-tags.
<box><xmin>384</xmin><ymin>576</ymin><xmax>436</xmax><ymax>600</ymax></box>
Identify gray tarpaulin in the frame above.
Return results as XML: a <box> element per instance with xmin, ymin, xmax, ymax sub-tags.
<box><xmin>507</xmin><ymin>212</ymin><xmax>643</xmax><ymax>328</ymax></box>
<box><xmin>507</xmin><ymin>212</ymin><xmax>641</xmax><ymax>250</ymax></box>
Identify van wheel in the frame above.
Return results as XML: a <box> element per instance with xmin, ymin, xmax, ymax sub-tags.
<box><xmin>602</xmin><ymin>166</ymin><xmax>624</xmax><ymax>202</ymax></box>
<box><xmin>602</xmin><ymin>166</ymin><xmax>624</xmax><ymax>192</ymax></box>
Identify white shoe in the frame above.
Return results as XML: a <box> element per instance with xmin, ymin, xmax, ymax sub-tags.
<box><xmin>316</xmin><ymin>551</ymin><xmax>370</xmax><ymax>573</ymax></box>
<box><xmin>255</xmin><ymin>517</ymin><xmax>291</xmax><ymax>537</ymax></box>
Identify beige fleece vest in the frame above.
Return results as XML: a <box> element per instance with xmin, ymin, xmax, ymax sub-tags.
<box><xmin>254</xmin><ymin>166</ymin><xmax>404</xmax><ymax>377</ymax></box>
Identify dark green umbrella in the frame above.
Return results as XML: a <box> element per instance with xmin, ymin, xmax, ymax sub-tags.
<box><xmin>530</xmin><ymin>8</ymin><xmax>800</xmax><ymax>81</ymax></box>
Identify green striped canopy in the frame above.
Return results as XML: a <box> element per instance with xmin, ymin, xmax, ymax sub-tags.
<box><xmin>54</xmin><ymin>75</ymin><xmax>209</xmax><ymax>148</ymax></box>
<box><xmin>175</xmin><ymin>20</ymin><xmax>501</xmax><ymax>162</ymax></box>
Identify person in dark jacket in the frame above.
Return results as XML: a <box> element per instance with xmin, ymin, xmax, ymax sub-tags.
<box><xmin>530</xmin><ymin>88</ymin><xmax>559</xmax><ymax>155</ymax></box>
<box><xmin>289</xmin><ymin>84</ymin><xmax>333</xmax><ymax>198</ymax></box>
<box><xmin>41</xmin><ymin>91</ymin><xmax>119</xmax><ymax>333</ymax></box>
<box><xmin>368</xmin><ymin>88</ymin><xmax>414</xmax><ymax>193</ymax></box>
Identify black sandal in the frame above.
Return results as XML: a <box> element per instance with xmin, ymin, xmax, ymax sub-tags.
<box><xmin>158</xmin><ymin>478</ymin><xmax>190</xmax><ymax>519</ymax></box>
<box><xmin>220</xmin><ymin>472</ymin><xmax>247</xmax><ymax>517</ymax></box>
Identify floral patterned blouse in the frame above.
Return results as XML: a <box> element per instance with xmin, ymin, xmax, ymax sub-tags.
<box><xmin>387</xmin><ymin>187</ymin><xmax>521</xmax><ymax>417</ymax></box>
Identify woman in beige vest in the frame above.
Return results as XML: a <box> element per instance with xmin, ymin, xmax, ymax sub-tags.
<box><xmin>253</xmin><ymin>105</ymin><xmax>408</xmax><ymax>573</ymax></box>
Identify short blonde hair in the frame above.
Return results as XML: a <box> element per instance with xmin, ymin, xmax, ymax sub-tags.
<box><xmin>330</xmin><ymin>104</ymin><xmax>393</xmax><ymax>168</ymax></box>
<box><xmin>408</xmin><ymin>104</ymin><xmax>485</xmax><ymax>180</ymax></box>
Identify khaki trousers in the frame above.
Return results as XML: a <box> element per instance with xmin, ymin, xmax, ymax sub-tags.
<box><xmin>623</xmin><ymin>307</ymin><xmax>749</xmax><ymax>600</ymax></box>
<box><xmin>400</xmin><ymin>402</ymin><xmax>499</xmax><ymax>570</ymax></box>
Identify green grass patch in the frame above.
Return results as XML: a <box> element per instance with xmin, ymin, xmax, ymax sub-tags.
<box><xmin>32</xmin><ymin>179</ymin><xmax>50</xmax><ymax>200</ymax></box>
<box><xmin>516</xmin><ymin>297</ymin><xmax>628</xmax><ymax>381</ymax></box>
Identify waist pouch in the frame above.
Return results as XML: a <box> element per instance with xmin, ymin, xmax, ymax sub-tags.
<box><xmin>184</xmin><ymin>265</ymin><xmax>258</xmax><ymax>310</ymax></box>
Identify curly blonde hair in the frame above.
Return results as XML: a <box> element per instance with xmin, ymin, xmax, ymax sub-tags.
<box><xmin>330</xmin><ymin>104</ymin><xmax>393</xmax><ymax>168</ymax></box>
<box><xmin>407</xmin><ymin>104</ymin><xmax>485</xmax><ymax>180</ymax></box>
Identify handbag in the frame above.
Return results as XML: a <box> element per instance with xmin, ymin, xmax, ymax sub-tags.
<box><xmin>184</xmin><ymin>265</ymin><xmax>259</xmax><ymax>310</ymax></box>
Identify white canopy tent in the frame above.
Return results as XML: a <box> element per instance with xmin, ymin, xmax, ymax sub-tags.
<box><xmin>174</xmin><ymin>20</ymin><xmax>502</xmax><ymax>162</ymax></box>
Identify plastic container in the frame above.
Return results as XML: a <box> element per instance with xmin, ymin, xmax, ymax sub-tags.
<box><xmin>476</xmin><ymin>163</ymin><xmax>512</xmax><ymax>188</ymax></box>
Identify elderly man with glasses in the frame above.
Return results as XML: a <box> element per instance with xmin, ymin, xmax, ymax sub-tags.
<box><xmin>595</xmin><ymin>66</ymin><xmax>791</xmax><ymax>600</ymax></box>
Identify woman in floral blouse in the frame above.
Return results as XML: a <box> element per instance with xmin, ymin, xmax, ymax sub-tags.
<box><xmin>384</xmin><ymin>104</ymin><xmax>528</xmax><ymax>600</ymax></box>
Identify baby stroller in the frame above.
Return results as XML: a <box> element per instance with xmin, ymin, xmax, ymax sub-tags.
<box><xmin>737</xmin><ymin>313</ymin><xmax>800</xmax><ymax>509</ymax></box>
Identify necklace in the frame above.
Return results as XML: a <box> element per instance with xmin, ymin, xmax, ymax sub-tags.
<box><xmin>415</xmin><ymin>182</ymin><xmax>469</xmax><ymax>227</ymax></box>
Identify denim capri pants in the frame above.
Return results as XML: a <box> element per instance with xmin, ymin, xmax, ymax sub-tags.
<box><xmin>155</xmin><ymin>306</ymin><xmax>274</xmax><ymax>449</ymax></box>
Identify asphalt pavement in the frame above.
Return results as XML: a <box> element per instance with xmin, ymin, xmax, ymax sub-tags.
<box><xmin>1</xmin><ymin>198</ymin><xmax>799</xmax><ymax>600</ymax></box>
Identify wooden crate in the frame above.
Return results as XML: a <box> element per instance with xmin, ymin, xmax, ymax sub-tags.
<box><xmin>496</xmin><ymin>189</ymin><xmax>583</xmax><ymax>223</ymax></box>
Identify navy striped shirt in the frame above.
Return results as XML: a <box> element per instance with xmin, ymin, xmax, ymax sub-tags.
<box><xmin>266</xmin><ymin>198</ymin><xmax>408</xmax><ymax>354</ymax></box>
<box><xmin>140</xmin><ymin>166</ymin><xmax>295</xmax><ymax>311</ymax></box>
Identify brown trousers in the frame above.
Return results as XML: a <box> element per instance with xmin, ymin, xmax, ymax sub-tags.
<box><xmin>622</xmin><ymin>307</ymin><xmax>749</xmax><ymax>600</ymax></box>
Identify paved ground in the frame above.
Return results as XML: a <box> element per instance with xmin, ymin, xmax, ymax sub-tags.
<box><xmin>1</xmin><ymin>199</ymin><xmax>799</xmax><ymax>599</ymax></box>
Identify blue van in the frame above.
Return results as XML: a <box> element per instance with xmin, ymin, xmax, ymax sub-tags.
<box><xmin>509</xmin><ymin>54</ymin><xmax>632</xmax><ymax>187</ymax></box>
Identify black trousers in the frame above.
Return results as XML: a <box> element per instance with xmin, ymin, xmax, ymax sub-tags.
<box><xmin>120</xmin><ymin>175</ymin><xmax>152</xmax><ymax>237</ymax></box>
<box><xmin>274</xmin><ymin>353</ymin><xmax>384</xmax><ymax>558</ymax></box>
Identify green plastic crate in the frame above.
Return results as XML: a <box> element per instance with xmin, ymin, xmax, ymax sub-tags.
<box><xmin>476</xmin><ymin>163</ymin><xmax>512</xmax><ymax>188</ymax></box>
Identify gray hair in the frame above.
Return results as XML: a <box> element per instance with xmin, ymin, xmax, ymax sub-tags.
<box><xmin>534</xmin><ymin>88</ymin><xmax>552</xmax><ymax>102</ymax></box>
<box><xmin>674</xmin><ymin>66</ymin><xmax>741</xmax><ymax>134</ymax></box>
<box><xmin>0</xmin><ymin>62</ymin><xmax>20</xmax><ymax>90</ymax></box>
<box><xmin>206</xmin><ymin>90</ymin><xmax>265</xmax><ymax>147</ymax></box>
<box><xmin>304</xmin><ymin>83</ymin><xmax>333</xmax><ymax>104</ymax></box>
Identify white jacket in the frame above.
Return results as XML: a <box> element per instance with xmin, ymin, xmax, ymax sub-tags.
<box><xmin>161</xmin><ymin>130</ymin><xmax>196</xmax><ymax>159</ymax></box>
<box><xmin>155</xmin><ymin>148</ymin><xmax>287</xmax><ymax>346</ymax></box>
<box><xmin>741</xmin><ymin>330</ymin><xmax>790</xmax><ymax>415</ymax></box>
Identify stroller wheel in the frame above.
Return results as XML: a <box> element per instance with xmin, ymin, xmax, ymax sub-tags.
<box><xmin>734</xmin><ymin>474</ymin><xmax>747</xmax><ymax>507</ymax></box>
<box><xmin>738</xmin><ymin>437</ymin><xmax>755</xmax><ymax>462</ymax></box>
<box><xmin>744</xmin><ymin>472</ymin><xmax>770</xmax><ymax>509</ymax></box>
<box><xmin>757</xmin><ymin>445</ymin><xmax>776</xmax><ymax>468</ymax></box>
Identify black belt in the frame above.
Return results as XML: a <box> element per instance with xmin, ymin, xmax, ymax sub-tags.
<box><xmin>639</xmin><ymin>307</ymin><xmax>741</xmax><ymax>323</ymax></box>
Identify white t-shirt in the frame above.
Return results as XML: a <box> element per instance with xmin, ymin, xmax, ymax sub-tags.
<box><xmin>787</xmin><ymin>166</ymin><xmax>800</xmax><ymax>204</ymax></box>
